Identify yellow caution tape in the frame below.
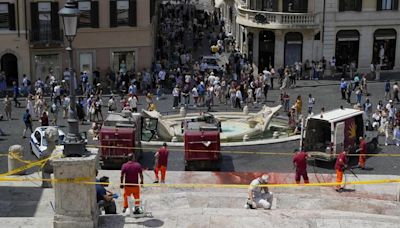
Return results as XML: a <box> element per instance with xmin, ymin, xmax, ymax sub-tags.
<box><xmin>0</xmin><ymin>177</ymin><xmax>399</xmax><ymax>188</ymax></box>
<box><xmin>8</xmin><ymin>152</ymin><xmax>33</xmax><ymax>164</ymax></box>
<box><xmin>0</xmin><ymin>154</ymin><xmax>62</xmax><ymax>177</ymax></box>
<box><xmin>87</xmin><ymin>144</ymin><xmax>400</xmax><ymax>157</ymax></box>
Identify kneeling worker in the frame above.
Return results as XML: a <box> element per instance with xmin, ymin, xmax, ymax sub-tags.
<box><xmin>96</xmin><ymin>176</ymin><xmax>117</xmax><ymax>214</ymax></box>
<box><xmin>246</xmin><ymin>174</ymin><xmax>273</xmax><ymax>209</ymax></box>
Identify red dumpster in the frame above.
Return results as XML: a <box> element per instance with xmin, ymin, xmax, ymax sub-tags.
<box><xmin>184</xmin><ymin>129</ymin><xmax>221</xmax><ymax>171</ymax></box>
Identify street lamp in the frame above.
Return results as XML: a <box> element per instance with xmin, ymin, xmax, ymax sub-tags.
<box><xmin>59</xmin><ymin>0</ymin><xmax>85</xmax><ymax>157</ymax></box>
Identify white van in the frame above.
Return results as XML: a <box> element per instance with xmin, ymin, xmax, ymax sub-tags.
<box><xmin>302</xmin><ymin>108</ymin><xmax>378</xmax><ymax>162</ymax></box>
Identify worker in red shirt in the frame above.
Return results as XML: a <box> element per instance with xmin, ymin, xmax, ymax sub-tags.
<box><xmin>293</xmin><ymin>149</ymin><xmax>309</xmax><ymax>184</ymax></box>
<box><xmin>356</xmin><ymin>136</ymin><xmax>367</xmax><ymax>169</ymax></box>
<box><xmin>335</xmin><ymin>150</ymin><xmax>348</xmax><ymax>192</ymax></box>
<box><xmin>154</xmin><ymin>143</ymin><xmax>169</xmax><ymax>183</ymax></box>
<box><xmin>120</xmin><ymin>153</ymin><xmax>143</xmax><ymax>214</ymax></box>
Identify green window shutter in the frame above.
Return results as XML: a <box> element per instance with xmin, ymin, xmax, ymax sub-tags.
<box><xmin>110</xmin><ymin>1</ymin><xmax>117</xmax><ymax>27</ymax></box>
<box><xmin>338</xmin><ymin>0</ymin><xmax>345</xmax><ymax>11</ymax></box>
<box><xmin>376</xmin><ymin>0</ymin><xmax>382</xmax><ymax>10</ymax></box>
<box><xmin>8</xmin><ymin>3</ymin><xmax>16</xmax><ymax>30</ymax></box>
<box><xmin>128</xmin><ymin>0</ymin><xmax>137</xmax><ymax>27</ymax></box>
<box><xmin>30</xmin><ymin>2</ymin><xmax>39</xmax><ymax>30</ymax></box>
<box><xmin>51</xmin><ymin>2</ymin><xmax>60</xmax><ymax>40</ymax></box>
<box><xmin>355</xmin><ymin>0</ymin><xmax>362</xmax><ymax>11</ymax></box>
<box><xmin>394</xmin><ymin>0</ymin><xmax>399</xmax><ymax>10</ymax></box>
<box><xmin>91</xmin><ymin>1</ymin><xmax>99</xmax><ymax>28</ymax></box>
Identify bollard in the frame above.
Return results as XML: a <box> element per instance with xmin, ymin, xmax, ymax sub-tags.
<box><xmin>180</xmin><ymin>107</ymin><xmax>187</xmax><ymax>117</ymax></box>
<box><xmin>243</xmin><ymin>134</ymin><xmax>249</xmax><ymax>142</ymax></box>
<box><xmin>8</xmin><ymin>145</ymin><xmax>26</xmax><ymax>175</ymax></box>
<box><xmin>243</xmin><ymin>105</ymin><xmax>249</xmax><ymax>115</ymax></box>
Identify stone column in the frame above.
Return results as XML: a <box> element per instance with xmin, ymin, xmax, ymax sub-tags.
<box><xmin>358</xmin><ymin>27</ymin><xmax>374</xmax><ymax>73</ymax></box>
<box><xmin>251</xmin><ymin>29</ymin><xmax>260</xmax><ymax>75</ymax></box>
<box><xmin>274</xmin><ymin>30</ymin><xmax>284</xmax><ymax>68</ymax></box>
<box><xmin>52</xmin><ymin>154</ymin><xmax>98</xmax><ymax>228</ymax></box>
<box><xmin>394</xmin><ymin>27</ymin><xmax>400</xmax><ymax>71</ymax></box>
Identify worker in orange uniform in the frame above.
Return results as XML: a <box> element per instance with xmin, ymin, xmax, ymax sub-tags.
<box><xmin>293</xmin><ymin>149</ymin><xmax>309</xmax><ymax>184</ymax></box>
<box><xmin>356</xmin><ymin>136</ymin><xmax>367</xmax><ymax>169</ymax></box>
<box><xmin>154</xmin><ymin>142</ymin><xmax>169</xmax><ymax>183</ymax></box>
<box><xmin>335</xmin><ymin>150</ymin><xmax>348</xmax><ymax>193</ymax></box>
<box><xmin>120</xmin><ymin>153</ymin><xmax>144</xmax><ymax>214</ymax></box>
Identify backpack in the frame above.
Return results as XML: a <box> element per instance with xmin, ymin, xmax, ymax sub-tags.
<box><xmin>27</xmin><ymin>80</ymin><xmax>31</xmax><ymax>86</ymax></box>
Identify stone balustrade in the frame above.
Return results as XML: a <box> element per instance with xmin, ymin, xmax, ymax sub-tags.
<box><xmin>237</xmin><ymin>5</ymin><xmax>319</xmax><ymax>29</ymax></box>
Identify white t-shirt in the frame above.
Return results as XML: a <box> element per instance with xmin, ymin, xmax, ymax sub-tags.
<box><xmin>128</xmin><ymin>96</ymin><xmax>138</xmax><ymax>108</ymax></box>
<box><xmin>249</xmin><ymin>178</ymin><xmax>265</xmax><ymax>198</ymax></box>
<box><xmin>235</xmin><ymin>90</ymin><xmax>242</xmax><ymax>100</ymax></box>
<box><xmin>191</xmin><ymin>87</ymin><xmax>198</xmax><ymax>97</ymax></box>
<box><xmin>54</xmin><ymin>85</ymin><xmax>61</xmax><ymax>96</ymax></box>
<box><xmin>158</xmin><ymin>71</ymin><xmax>166</xmax><ymax>81</ymax></box>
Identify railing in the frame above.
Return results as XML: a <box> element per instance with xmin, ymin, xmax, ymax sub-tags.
<box><xmin>29</xmin><ymin>29</ymin><xmax>63</xmax><ymax>43</ymax></box>
<box><xmin>237</xmin><ymin>5</ymin><xmax>318</xmax><ymax>27</ymax></box>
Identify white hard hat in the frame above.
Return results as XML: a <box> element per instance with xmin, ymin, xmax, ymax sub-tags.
<box><xmin>260</xmin><ymin>174</ymin><xmax>269</xmax><ymax>183</ymax></box>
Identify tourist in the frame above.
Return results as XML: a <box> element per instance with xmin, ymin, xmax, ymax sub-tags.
<box><xmin>107</xmin><ymin>95</ymin><xmax>117</xmax><ymax>112</ymax></box>
<box><xmin>393</xmin><ymin>82</ymin><xmax>399</xmax><ymax>103</ymax></box>
<box><xmin>128</xmin><ymin>94</ymin><xmax>138</xmax><ymax>113</ymax></box>
<box><xmin>22</xmin><ymin>109</ymin><xmax>33</xmax><ymax>138</ymax></box>
<box><xmin>3</xmin><ymin>95</ymin><xmax>12</xmax><ymax>120</ymax></box>
<box><xmin>307</xmin><ymin>94</ymin><xmax>315</xmax><ymax>115</ymax></box>
<box><xmin>62</xmin><ymin>95</ymin><xmax>70</xmax><ymax>119</ymax></box>
<box><xmin>12</xmin><ymin>81</ymin><xmax>21</xmax><ymax>107</ymax></box>
<box><xmin>346</xmin><ymin>80</ymin><xmax>353</xmax><ymax>104</ymax></box>
<box><xmin>50</xmin><ymin>102</ymin><xmax>59</xmax><ymax>126</ymax></box>
<box><xmin>384</xmin><ymin>80</ymin><xmax>391</xmax><ymax>101</ymax></box>
<box><xmin>40</xmin><ymin>111</ymin><xmax>49</xmax><ymax>127</ymax></box>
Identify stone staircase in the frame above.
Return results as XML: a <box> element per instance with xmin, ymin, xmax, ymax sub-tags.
<box><xmin>99</xmin><ymin>186</ymin><xmax>400</xmax><ymax>227</ymax></box>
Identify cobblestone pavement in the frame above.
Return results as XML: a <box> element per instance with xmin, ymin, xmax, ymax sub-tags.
<box><xmin>1</xmin><ymin>79</ymin><xmax>400</xmax><ymax>175</ymax></box>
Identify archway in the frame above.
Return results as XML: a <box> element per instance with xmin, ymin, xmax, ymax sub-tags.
<box><xmin>284</xmin><ymin>32</ymin><xmax>303</xmax><ymax>66</ymax></box>
<box><xmin>373</xmin><ymin>29</ymin><xmax>396</xmax><ymax>70</ymax></box>
<box><xmin>1</xmin><ymin>53</ymin><xmax>18</xmax><ymax>87</ymax></box>
<box><xmin>259</xmin><ymin>30</ymin><xmax>275</xmax><ymax>71</ymax></box>
<box><xmin>335</xmin><ymin>30</ymin><xmax>360</xmax><ymax>71</ymax></box>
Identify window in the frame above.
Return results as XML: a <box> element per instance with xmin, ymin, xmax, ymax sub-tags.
<box><xmin>38</xmin><ymin>2</ymin><xmax>52</xmax><ymax>40</ymax></box>
<box><xmin>112</xmin><ymin>51</ymin><xmax>136</xmax><ymax>75</ymax></box>
<box><xmin>377</xmin><ymin>0</ymin><xmax>399</xmax><ymax>10</ymax></box>
<box><xmin>117</xmin><ymin>0</ymin><xmax>129</xmax><ymax>25</ymax></box>
<box><xmin>34</xmin><ymin>131</ymin><xmax>42</xmax><ymax>145</ymax></box>
<box><xmin>283</xmin><ymin>0</ymin><xmax>308</xmax><ymax>13</ymax></box>
<box><xmin>30</xmin><ymin>2</ymin><xmax>61</xmax><ymax>42</ymax></box>
<box><xmin>78</xmin><ymin>1</ymin><xmax>91</xmax><ymax>27</ymax></box>
<box><xmin>110</xmin><ymin>0</ymin><xmax>137</xmax><ymax>27</ymax></box>
<box><xmin>78</xmin><ymin>1</ymin><xmax>99</xmax><ymax>28</ymax></box>
<box><xmin>339</xmin><ymin>0</ymin><xmax>362</xmax><ymax>12</ymax></box>
<box><xmin>0</xmin><ymin>4</ymin><xmax>8</xmax><ymax>29</ymax></box>
<box><xmin>0</xmin><ymin>3</ymin><xmax>15</xmax><ymax>30</ymax></box>
<box><xmin>254</xmin><ymin>0</ymin><xmax>276</xmax><ymax>11</ymax></box>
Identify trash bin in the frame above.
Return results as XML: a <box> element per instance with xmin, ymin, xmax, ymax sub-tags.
<box><xmin>8</xmin><ymin>145</ymin><xmax>26</xmax><ymax>175</ymax></box>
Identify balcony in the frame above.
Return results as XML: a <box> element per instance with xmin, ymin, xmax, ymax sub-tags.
<box><xmin>29</xmin><ymin>29</ymin><xmax>64</xmax><ymax>48</ymax></box>
<box><xmin>236</xmin><ymin>5</ymin><xmax>319</xmax><ymax>30</ymax></box>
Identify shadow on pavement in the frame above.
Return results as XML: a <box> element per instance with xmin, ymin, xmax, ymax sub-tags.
<box><xmin>0</xmin><ymin>186</ymin><xmax>44</xmax><ymax>217</ymax></box>
<box><xmin>220</xmin><ymin>155</ymin><xmax>234</xmax><ymax>171</ymax></box>
<box><xmin>99</xmin><ymin>215</ymin><xmax>164</xmax><ymax>228</ymax></box>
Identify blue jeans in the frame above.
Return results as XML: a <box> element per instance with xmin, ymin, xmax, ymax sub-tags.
<box><xmin>356</xmin><ymin>94</ymin><xmax>362</xmax><ymax>104</ymax></box>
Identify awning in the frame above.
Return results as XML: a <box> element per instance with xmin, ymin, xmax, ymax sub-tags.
<box><xmin>215</xmin><ymin>0</ymin><xmax>224</xmax><ymax>8</ymax></box>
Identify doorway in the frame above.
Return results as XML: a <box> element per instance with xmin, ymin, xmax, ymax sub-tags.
<box><xmin>1</xmin><ymin>53</ymin><xmax>18</xmax><ymax>87</ymax></box>
<box><xmin>284</xmin><ymin>32</ymin><xmax>303</xmax><ymax>66</ymax></box>
<box><xmin>335</xmin><ymin>30</ymin><xmax>360</xmax><ymax>71</ymax></box>
<box><xmin>259</xmin><ymin>30</ymin><xmax>275</xmax><ymax>71</ymax></box>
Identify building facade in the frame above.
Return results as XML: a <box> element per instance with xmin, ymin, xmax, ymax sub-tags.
<box><xmin>0</xmin><ymin>0</ymin><xmax>157</xmax><ymax>86</ymax></box>
<box><xmin>219</xmin><ymin>0</ymin><xmax>400</xmax><ymax>74</ymax></box>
